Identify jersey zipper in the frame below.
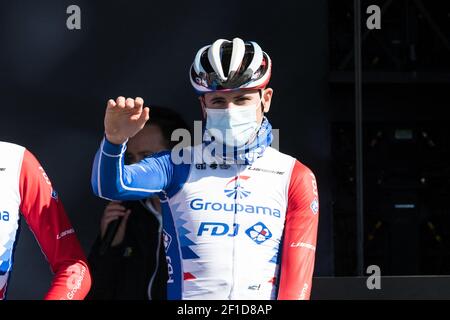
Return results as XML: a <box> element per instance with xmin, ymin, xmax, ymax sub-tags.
<box><xmin>228</xmin><ymin>163</ymin><xmax>243</xmax><ymax>299</ymax></box>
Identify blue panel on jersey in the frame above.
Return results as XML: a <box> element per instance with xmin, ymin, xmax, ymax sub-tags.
<box><xmin>0</xmin><ymin>260</ymin><xmax>9</xmax><ymax>273</ymax></box>
<box><xmin>162</xmin><ymin>202</ymin><xmax>183</xmax><ymax>300</ymax></box>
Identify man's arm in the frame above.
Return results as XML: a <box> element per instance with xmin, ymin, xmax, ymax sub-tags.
<box><xmin>19</xmin><ymin>149</ymin><xmax>91</xmax><ymax>300</ymax></box>
<box><xmin>91</xmin><ymin>96</ymin><xmax>174</xmax><ymax>200</ymax></box>
<box><xmin>277</xmin><ymin>160</ymin><xmax>319</xmax><ymax>300</ymax></box>
<box><xmin>91</xmin><ymin>138</ymin><xmax>174</xmax><ymax>200</ymax></box>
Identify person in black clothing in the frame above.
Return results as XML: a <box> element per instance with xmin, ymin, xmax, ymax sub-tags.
<box><xmin>87</xmin><ymin>106</ymin><xmax>190</xmax><ymax>300</ymax></box>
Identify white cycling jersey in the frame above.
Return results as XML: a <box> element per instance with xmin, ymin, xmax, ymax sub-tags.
<box><xmin>92</xmin><ymin>138</ymin><xmax>319</xmax><ymax>300</ymax></box>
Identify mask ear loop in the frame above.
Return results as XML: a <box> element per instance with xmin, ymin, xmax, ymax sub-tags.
<box><xmin>200</xmin><ymin>95</ymin><xmax>206</xmax><ymax>109</ymax></box>
<box><xmin>200</xmin><ymin>94</ymin><xmax>208</xmax><ymax>120</ymax></box>
<box><xmin>200</xmin><ymin>95</ymin><xmax>208</xmax><ymax>139</ymax></box>
<box><xmin>259</xmin><ymin>89</ymin><xmax>265</xmax><ymax>112</ymax></box>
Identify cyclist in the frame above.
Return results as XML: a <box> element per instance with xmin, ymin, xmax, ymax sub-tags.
<box><xmin>91</xmin><ymin>37</ymin><xmax>319</xmax><ymax>300</ymax></box>
<box><xmin>88</xmin><ymin>106</ymin><xmax>188</xmax><ymax>300</ymax></box>
<box><xmin>0</xmin><ymin>142</ymin><xmax>91</xmax><ymax>300</ymax></box>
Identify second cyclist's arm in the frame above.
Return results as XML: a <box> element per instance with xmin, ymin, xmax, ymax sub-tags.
<box><xmin>19</xmin><ymin>150</ymin><xmax>91</xmax><ymax>300</ymax></box>
<box><xmin>277</xmin><ymin>160</ymin><xmax>319</xmax><ymax>300</ymax></box>
<box><xmin>91</xmin><ymin>137</ymin><xmax>174</xmax><ymax>200</ymax></box>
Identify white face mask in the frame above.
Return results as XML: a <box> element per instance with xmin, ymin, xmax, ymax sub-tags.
<box><xmin>205</xmin><ymin>103</ymin><xmax>261</xmax><ymax>148</ymax></box>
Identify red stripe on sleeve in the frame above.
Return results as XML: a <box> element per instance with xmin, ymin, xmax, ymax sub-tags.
<box><xmin>277</xmin><ymin>160</ymin><xmax>319</xmax><ymax>300</ymax></box>
<box><xmin>19</xmin><ymin>149</ymin><xmax>91</xmax><ymax>300</ymax></box>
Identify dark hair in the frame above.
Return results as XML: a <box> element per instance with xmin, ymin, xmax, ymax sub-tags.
<box><xmin>145</xmin><ymin>106</ymin><xmax>191</xmax><ymax>149</ymax></box>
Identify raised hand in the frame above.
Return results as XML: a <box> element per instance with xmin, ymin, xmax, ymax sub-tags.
<box><xmin>104</xmin><ymin>96</ymin><xmax>150</xmax><ymax>145</ymax></box>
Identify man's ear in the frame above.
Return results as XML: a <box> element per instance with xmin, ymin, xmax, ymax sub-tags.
<box><xmin>262</xmin><ymin>88</ymin><xmax>273</xmax><ymax>113</ymax></box>
<box><xmin>199</xmin><ymin>95</ymin><xmax>206</xmax><ymax>119</ymax></box>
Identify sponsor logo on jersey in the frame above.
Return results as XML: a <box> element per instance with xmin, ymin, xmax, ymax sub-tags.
<box><xmin>65</xmin><ymin>265</ymin><xmax>86</xmax><ymax>300</ymax></box>
<box><xmin>197</xmin><ymin>221</ymin><xmax>274</xmax><ymax>244</ymax></box>
<box><xmin>245</xmin><ymin>222</ymin><xmax>272</xmax><ymax>245</ymax></box>
<box><xmin>224</xmin><ymin>175</ymin><xmax>251</xmax><ymax>199</ymax></box>
<box><xmin>189</xmin><ymin>198</ymin><xmax>281</xmax><ymax>218</ymax></box>
<box><xmin>51</xmin><ymin>189</ymin><xmax>59</xmax><ymax>200</ymax></box>
<box><xmin>56</xmin><ymin>228</ymin><xmax>74</xmax><ymax>240</ymax></box>
<box><xmin>0</xmin><ymin>211</ymin><xmax>10</xmax><ymax>222</ymax></box>
<box><xmin>310</xmin><ymin>198</ymin><xmax>319</xmax><ymax>215</ymax></box>
<box><xmin>247</xmin><ymin>166</ymin><xmax>284</xmax><ymax>175</ymax></box>
<box><xmin>166</xmin><ymin>256</ymin><xmax>174</xmax><ymax>284</ymax></box>
<box><xmin>163</xmin><ymin>230</ymin><xmax>172</xmax><ymax>253</ymax></box>
<box><xmin>197</xmin><ymin>222</ymin><xmax>239</xmax><ymax>237</ymax></box>
<box><xmin>311</xmin><ymin>172</ymin><xmax>318</xmax><ymax>196</ymax></box>
<box><xmin>300</xmin><ymin>283</ymin><xmax>309</xmax><ymax>300</ymax></box>
<box><xmin>38</xmin><ymin>166</ymin><xmax>51</xmax><ymax>186</ymax></box>
<box><xmin>248</xmin><ymin>284</ymin><xmax>261</xmax><ymax>290</ymax></box>
<box><xmin>290</xmin><ymin>242</ymin><xmax>316</xmax><ymax>251</ymax></box>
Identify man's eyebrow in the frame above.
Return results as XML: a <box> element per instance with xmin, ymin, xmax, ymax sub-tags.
<box><xmin>233</xmin><ymin>93</ymin><xmax>249</xmax><ymax>99</ymax></box>
<box><xmin>211</xmin><ymin>96</ymin><xmax>225</xmax><ymax>102</ymax></box>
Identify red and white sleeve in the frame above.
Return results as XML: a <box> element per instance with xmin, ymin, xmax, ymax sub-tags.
<box><xmin>277</xmin><ymin>160</ymin><xmax>319</xmax><ymax>300</ymax></box>
<box><xmin>19</xmin><ymin>149</ymin><xmax>91</xmax><ymax>300</ymax></box>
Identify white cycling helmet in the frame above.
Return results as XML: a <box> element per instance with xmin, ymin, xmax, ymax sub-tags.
<box><xmin>190</xmin><ymin>37</ymin><xmax>272</xmax><ymax>94</ymax></box>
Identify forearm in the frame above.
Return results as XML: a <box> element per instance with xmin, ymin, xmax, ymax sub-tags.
<box><xmin>91</xmin><ymin>137</ymin><xmax>130</xmax><ymax>200</ymax></box>
<box><xmin>277</xmin><ymin>225</ymin><xmax>317</xmax><ymax>300</ymax></box>
<box><xmin>277</xmin><ymin>160</ymin><xmax>319</xmax><ymax>300</ymax></box>
<box><xmin>19</xmin><ymin>149</ymin><xmax>92</xmax><ymax>300</ymax></box>
<box><xmin>45</xmin><ymin>260</ymin><xmax>91</xmax><ymax>300</ymax></box>
<box><xmin>92</xmin><ymin>137</ymin><xmax>168</xmax><ymax>200</ymax></box>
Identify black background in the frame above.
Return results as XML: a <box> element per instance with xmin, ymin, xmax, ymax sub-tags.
<box><xmin>0</xmin><ymin>0</ymin><xmax>333</xmax><ymax>299</ymax></box>
<box><xmin>3</xmin><ymin>0</ymin><xmax>450</xmax><ymax>300</ymax></box>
